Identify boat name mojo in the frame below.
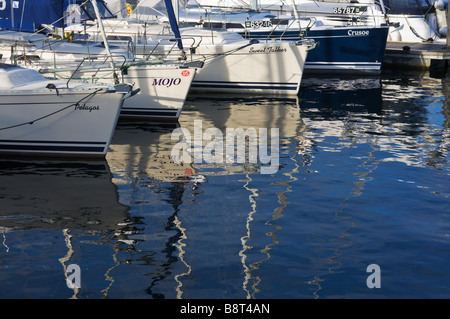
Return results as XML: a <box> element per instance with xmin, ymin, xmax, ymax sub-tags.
<box><xmin>153</xmin><ymin>78</ymin><xmax>182</xmax><ymax>87</ymax></box>
<box><xmin>348</xmin><ymin>30</ymin><xmax>370</xmax><ymax>36</ymax></box>
<box><xmin>249</xmin><ymin>46</ymin><xmax>287</xmax><ymax>54</ymax></box>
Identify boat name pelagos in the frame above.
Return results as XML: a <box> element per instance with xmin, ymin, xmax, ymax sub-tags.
<box><xmin>75</xmin><ymin>103</ymin><xmax>100</xmax><ymax>112</ymax></box>
<box><xmin>348</xmin><ymin>30</ymin><xmax>370</xmax><ymax>36</ymax></box>
<box><xmin>152</xmin><ymin>77</ymin><xmax>182</xmax><ymax>87</ymax></box>
<box><xmin>249</xmin><ymin>46</ymin><xmax>287</xmax><ymax>54</ymax></box>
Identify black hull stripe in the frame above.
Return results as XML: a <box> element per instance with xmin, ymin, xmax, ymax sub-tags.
<box><xmin>121</xmin><ymin>110</ymin><xmax>179</xmax><ymax>117</ymax></box>
<box><xmin>0</xmin><ymin>140</ymin><xmax>106</xmax><ymax>145</ymax></box>
<box><xmin>0</xmin><ymin>144</ymin><xmax>105</xmax><ymax>153</ymax></box>
<box><xmin>191</xmin><ymin>82</ymin><xmax>298</xmax><ymax>90</ymax></box>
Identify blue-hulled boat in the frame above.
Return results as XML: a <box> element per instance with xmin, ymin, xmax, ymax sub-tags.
<box><xmin>175</xmin><ymin>8</ymin><xmax>389</xmax><ymax>74</ymax></box>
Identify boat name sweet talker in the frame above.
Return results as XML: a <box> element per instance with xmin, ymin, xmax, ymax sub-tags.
<box><xmin>74</xmin><ymin>103</ymin><xmax>100</xmax><ymax>112</ymax></box>
<box><xmin>249</xmin><ymin>46</ymin><xmax>287</xmax><ymax>54</ymax></box>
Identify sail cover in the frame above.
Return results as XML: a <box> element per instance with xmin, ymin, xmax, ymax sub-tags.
<box><xmin>382</xmin><ymin>0</ymin><xmax>434</xmax><ymax>15</ymax></box>
<box><xmin>0</xmin><ymin>0</ymin><xmax>185</xmax><ymax>50</ymax></box>
<box><xmin>0</xmin><ymin>0</ymin><xmax>64</xmax><ymax>32</ymax></box>
<box><xmin>0</xmin><ymin>0</ymin><xmax>114</xmax><ymax>32</ymax></box>
<box><xmin>163</xmin><ymin>0</ymin><xmax>183</xmax><ymax>50</ymax></box>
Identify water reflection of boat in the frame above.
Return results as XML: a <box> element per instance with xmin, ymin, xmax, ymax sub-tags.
<box><xmin>106</xmin><ymin>121</ymin><xmax>198</xmax><ymax>298</ymax></box>
<box><xmin>106</xmin><ymin>121</ymin><xmax>201</xmax><ymax>298</ymax></box>
<box><xmin>299</xmin><ymin>76</ymin><xmax>388</xmax><ymax>147</ymax></box>
<box><xmin>298</xmin><ymin>76</ymin><xmax>384</xmax><ymax>143</ymax></box>
<box><xmin>110</xmin><ymin>72</ymin><xmax>448</xmax><ymax>299</ymax></box>
<box><xmin>0</xmin><ymin>159</ymin><xmax>131</xmax><ymax>298</ymax></box>
<box><xmin>299</xmin><ymin>75</ymin><xmax>383</xmax><ymax>114</ymax></box>
<box><xmin>175</xmin><ymin>95</ymin><xmax>307</xmax><ymax>298</ymax></box>
<box><xmin>107</xmin><ymin>121</ymin><xmax>202</xmax><ymax>183</ymax></box>
<box><xmin>0</xmin><ymin>160</ymin><xmax>129</xmax><ymax>232</ymax></box>
<box><xmin>107</xmin><ymin>94</ymin><xmax>307</xmax><ymax>179</ymax></box>
<box><xmin>178</xmin><ymin>94</ymin><xmax>307</xmax><ymax>175</ymax></box>
<box><xmin>294</xmin><ymin>73</ymin><xmax>449</xmax><ymax>297</ymax></box>
<box><xmin>104</xmin><ymin>95</ymin><xmax>307</xmax><ymax>298</ymax></box>
<box><xmin>299</xmin><ymin>74</ymin><xmax>448</xmax><ymax>168</ymax></box>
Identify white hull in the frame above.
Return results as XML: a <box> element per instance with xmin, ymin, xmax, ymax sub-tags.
<box><xmin>120</xmin><ymin>64</ymin><xmax>196</xmax><ymax>119</ymax></box>
<box><xmin>0</xmin><ymin>65</ymin><xmax>128</xmax><ymax>157</ymax></box>
<box><xmin>0</xmin><ymin>31</ymin><xmax>197</xmax><ymax>120</ymax></box>
<box><xmin>188</xmin><ymin>40</ymin><xmax>309</xmax><ymax>95</ymax></box>
<box><xmin>0</xmin><ymin>90</ymin><xmax>123</xmax><ymax>157</ymax></box>
<box><xmin>46</xmin><ymin>62</ymin><xmax>198</xmax><ymax>120</ymax></box>
<box><xmin>284</xmin><ymin>0</ymin><xmax>443</xmax><ymax>43</ymax></box>
<box><xmin>0</xmin><ymin>30</ymin><xmax>134</xmax><ymax>62</ymax></box>
<box><xmin>196</xmin><ymin>0</ymin><xmax>445</xmax><ymax>43</ymax></box>
<box><xmin>64</xmin><ymin>23</ymin><xmax>311</xmax><ymax>95</ymax></box>
<box><xmin>387</xmin><ymin>15</ymin><xmax>441</xmax><ymax>42</ymax></box>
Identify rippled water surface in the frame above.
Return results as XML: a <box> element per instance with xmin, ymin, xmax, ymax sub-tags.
<box><xmin>0</xmin><ymin>71</ymin><xmax>449</xmax><ymax>299</ymax></box>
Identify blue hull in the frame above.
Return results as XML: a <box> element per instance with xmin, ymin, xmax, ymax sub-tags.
<box><xmin>238</xmin><ymin>26</ymin><xmax>389</xmax><ymax>74</ymax></box>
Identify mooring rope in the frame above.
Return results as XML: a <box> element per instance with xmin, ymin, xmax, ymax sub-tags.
<box><xmin>403</xmin><ymin>14</ymin><xmax>434</xmax><ymax>42</ymax></box>
<box><xmin>188</xmin><ymin>39</ymin><xmax>260</xmax><ymax>63</ymax></box>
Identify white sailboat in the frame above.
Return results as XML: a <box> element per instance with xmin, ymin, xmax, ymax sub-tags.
<box><xmin>0</xmin><ymin>63</ymin><xmax>134</xmax><ymax>157</ymax></box>
<box><xmin>194</xmin><ymin>0</ymin><xmax>447</xmax><ymax>43</ymax></box>
<box><xmin>63</xmin><ymin>0</ymin><xmax>314</xmax><ymax>95</ymax></box>
<box><xmin>0</xmin><ymin>1</ymin><xmax>200</xmax><ymax>121</ymax></box>
<box><xmin>39</xmin><ymin>58</ymin><xmax>201</xmax><ymax>119</ymax></box>
<box><xmin>0</xmin><ymin>29</ymin><xmax>134</xmax><ymax>64</ymax></box>
<box><xmin>171</xmin><ymin>0</ymin><xmax>389</xmax><ymax>74</ymax></box>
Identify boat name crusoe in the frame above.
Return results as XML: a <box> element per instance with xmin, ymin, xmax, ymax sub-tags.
<box><xmin>347</xmin><ymin>30</ymin><xmax>370</xmax><ymax>36</ymax></box>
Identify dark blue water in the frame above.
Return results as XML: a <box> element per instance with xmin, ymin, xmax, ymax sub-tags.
<box><xmin>0</xmin><ymin>70</ymin><xmax>448</xmax><ymax>299</ymax></box>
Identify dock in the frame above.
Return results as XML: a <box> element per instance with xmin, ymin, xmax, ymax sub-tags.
<box><xmin>384</xmin><ymin>41</ymin><xmax>450</xmax><ymax>70</ymax></box>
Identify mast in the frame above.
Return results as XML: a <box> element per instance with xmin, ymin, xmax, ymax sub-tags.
<box><xmin>378</xmin><ymin>0</ymin><xmax>387</xmax><ymax>15</ymax></box>
<box><xmin>90</xmin><ymin>0</ymin><xmax>117</xmax><ymax>77</ymax></box>
<box><xmin>10</xmin><ymin>0</ymin><xmax>14</xmax><ymax>30</ymax></box>
<box><xmin>290</xmin><ymin>0</ymin><xmax>301</xmax><ymax>31</ymax></box>
<box><xmin>447</xmin><ymin>0</ymin><xmax>450</xmax><ymax>48</ymax></box>
<box><xmin>252</xmin><ymin>0</ymin><xmax>259</xmax><ymax>11</ymax></box>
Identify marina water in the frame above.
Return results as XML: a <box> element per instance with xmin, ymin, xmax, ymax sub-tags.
<box><xmin>0</xmin><ymin>70</ymin><xmax>449</xmax><ymax>299</ymax></box>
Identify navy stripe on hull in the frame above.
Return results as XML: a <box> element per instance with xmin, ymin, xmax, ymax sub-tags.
<box><xmin>120</xmin><ymin>108</ymin><xmax>180</xmax><ymax>118</ymax></box>
<box><xmin>0</xmin><ymin>145</ymin><xmax>105</xmax><ymax>152</ymax></box>
<box><xmin>304</xmin><ymin>62</ymin><xmax>382</xmax><ymax>74</ymax></box>
<box><xmin>0</xmin><ymin>139</ymin><xmax>106</xmax><ymax>145</ymax></box>
<box><xmin>0</xmin><ymin>140</ymin><xmax>106</xmax><ymax>154</ymax></box>
<box><xmin>191</xmin><ymin>81</ymin><xmax>298</xmax><ymax>91</ymax></box>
